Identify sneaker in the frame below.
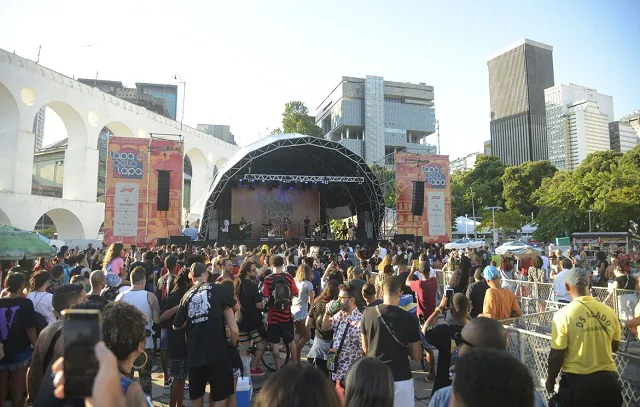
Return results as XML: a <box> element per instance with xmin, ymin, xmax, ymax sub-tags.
<box><xmin>250</xmin><ymin>368</ymin><xmax>265</xmax><ymax>376</ymax></box>
<box><xmin>164</xmin><ymin>377</ymin><xmax>173</xmax><ymax>388</ymax></box>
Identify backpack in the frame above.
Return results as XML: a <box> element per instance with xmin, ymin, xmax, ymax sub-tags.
<box><xmin>100</xmin><ymin>284</ymin><xmax>122</xmax><ymax>302</ymax></box>
<box><xmin>270</xmin><ymin>274</ymin><xmax>292</xmax><ymax>312</ymax></box>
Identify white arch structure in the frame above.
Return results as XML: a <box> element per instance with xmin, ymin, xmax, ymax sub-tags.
<box><xmin>0</xmin><ymin>48</ymin><xmax>238</xmax><ymax>239</ymax></box>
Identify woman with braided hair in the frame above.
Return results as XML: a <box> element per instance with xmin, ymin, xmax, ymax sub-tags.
<box><xmin>234</xmin><ymin>261</ymin><xmax>266</xmax><ymax>376</ymax></box>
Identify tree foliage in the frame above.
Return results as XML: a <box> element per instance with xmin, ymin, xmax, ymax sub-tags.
<box><xmin>502</xmin><ymin>160</ymin><xmax>556</xmax><ymax>217</ymax></box>
<box><xmin>269</xmin><ymin>127</ymin><xmax>283</xmax><ymax>135</ymax></box>
<box><xmin>478</xmin><ymin>209</ymin><xmax>525</xmax><ymax>233</ymax></box>
<box><xmin>371</xmin><ymin>164</ymin><xmax>396</xmax><ymax>208</ymax></box>
<box><xmin>449</xmin><ymin>155</ymin><xmax>506</xmax><ymax>219</ymax></box>
<box><xmin>280</xmin><ymin>101</ymin><xmax>323</xmax><ymax>137</ymax></box>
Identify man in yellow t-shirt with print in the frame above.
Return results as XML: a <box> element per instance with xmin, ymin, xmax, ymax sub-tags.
<box><xmin>546</xmin><ymin>268</ymin><xmax>622</xmax><ymax>406</ymax></box>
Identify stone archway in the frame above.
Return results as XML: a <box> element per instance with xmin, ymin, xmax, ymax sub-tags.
<box><xmin>0</xmin><ymin>82</ymin><xmax>22</xmax><ymax>192</ymax></box>
<box><xmin>185</xmin><ymin>148</ymin><xmax>209</xmax><ymax>216</ymax></box>
<box><xmin>34</xmin><ymin>208</ymin><xmax>85</xmax><ymax>240</ymax></box>
<box><xmin>0</xmin><ymin>207</ymin><xmax>11</xmax><ymax>226</ymax></box>
<box><xmin>0</xmin><ymin>83</ymin><xmax>19</xmax><ymax>134</ymax></box>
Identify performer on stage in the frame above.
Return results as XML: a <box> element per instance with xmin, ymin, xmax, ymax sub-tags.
<box><xmin>348</xmin><ymin>219</ymin><xmax>356</xmax><ymax>240</ymax></box>
<box><xmin>239</xmin><ymin>217</ymin><xmax>251</xmax><ymax>240</ymax></box>
<box><xmin>341</xmin><ymin>221</ymin><xmax>348</xmax><ymax>240</ymax></box>
<box><xmin>313</xmin><ymin>219</ymin><xmax>320</xmax><ymax>237</ymax></box>
<box><xmin>303</xmin><ymin>215</ymin><xmax>311</xmax><ymax>238</ymax></box>
<box><xmin>282</xmin><ymin>217</ymin><xmax>290</xmax><ymax>239</ymax></box>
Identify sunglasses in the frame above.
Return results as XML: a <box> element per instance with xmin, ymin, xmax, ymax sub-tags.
<box><xmin>453</xmin><ymin>332</ymin><xmax>475</xmax><ymax>348</ymax></box>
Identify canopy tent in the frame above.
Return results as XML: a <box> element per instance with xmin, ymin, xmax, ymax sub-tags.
<box><xmin>495</xmin><ymin>240</ymin><xmax>543</xmax><ymax>258</ymax></box>
<box><xmin>453</xmin><ymin>216</ymin><xmax>482</xmax><ymax>235</ymax></box>
<box><xmin>0</xmin><ymin>225</ymin><xmax>56</xmax><ymax>260</ymax></box>
<box><xmin>445</xmin><ymin>238</ymin><xmax>485</xmax><ymax>250</ymax></box>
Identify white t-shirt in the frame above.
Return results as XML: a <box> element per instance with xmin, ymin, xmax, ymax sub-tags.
<box><xmin>27</xmin><ymin>291</ymin><xmax>56</xmax><ymax>325</ymax></box>
<box><xmin>378</xmin><ymin>247</ymin><xmax>387</xmax><ymax>258</ymax></box>
<box><xmin>291</xmin><ymin>280</ymin><xmax>313</xmax><ymax>314</ymax></box>
<box><xmin>553</xmin><ymin>269</ymin><xmax>571</xmax><ymax>302</ymax></box>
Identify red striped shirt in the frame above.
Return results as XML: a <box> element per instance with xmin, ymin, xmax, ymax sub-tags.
<box><xmin>262</xmin><ymin>272</ymin><xmax>298</xmax><ymax>324</ymax></box>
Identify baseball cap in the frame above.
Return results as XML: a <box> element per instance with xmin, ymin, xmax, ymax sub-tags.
<box><xmin>352</xmin><ymin>266</ymin><xmax>363</xmax><ymax>275</ymax></box>
<box><xmin>566</xmin><ymin>268</ymin><xmax>589</xmax><ymax>287</ymax></box>
<box><xmin>483</xmin><ymin>265</ymin><xmax>500</xmax><ymax>281</ymax></box>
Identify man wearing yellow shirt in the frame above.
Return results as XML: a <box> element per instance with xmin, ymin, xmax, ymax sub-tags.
<box><xmin>546</xmin><ymin>268</ymin><xmax>622</xmax><ymax>406</ymax></box>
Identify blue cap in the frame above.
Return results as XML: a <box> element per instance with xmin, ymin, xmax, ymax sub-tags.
<box><xmin>483</xmin><ymin>265</ymin><xmax>500</xmax><ymax>281</ymax></box>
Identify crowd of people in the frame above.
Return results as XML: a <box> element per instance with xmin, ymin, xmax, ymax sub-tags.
<box><xmin>0</xmin><ymin>239</ymin><xmax>637</xmax><ymax>407</ymax></box>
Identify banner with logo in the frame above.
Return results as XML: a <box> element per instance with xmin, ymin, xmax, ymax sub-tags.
<box><xmin>104</xmin><ymin>137</ymin><xmax>183</xmax><ymax>246</ymax></box>
<box><xmin>395</xmin><ymin>152</ymin><xmax>452</xmax><ymax>243</ymax></box>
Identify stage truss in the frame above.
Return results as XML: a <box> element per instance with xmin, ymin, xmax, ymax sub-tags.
<box><xmin>242</xmin><ymin>174</ymin><xmax>365</xmax><ymax>184</ymax></box>
<box><xmin>371</xmin><ymin>152</ymin><xmax>398</xmax><ymax>240</ymax></box>
<box><xmin>199</xmin><ymin>135</ymin><xmax>385</xmax><ymax>240</ymax></box>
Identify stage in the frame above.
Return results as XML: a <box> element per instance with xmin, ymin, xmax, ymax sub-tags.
<box><xmin>192</xmin><ymin>238</ymin><xmax>377</xmax><ymax>254</ymax></box>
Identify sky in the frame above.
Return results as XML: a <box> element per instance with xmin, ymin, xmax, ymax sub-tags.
<box><xmin>1</xmin><ymin>0</ymin><xmax>639</xmax><ymax>159</ymax></box>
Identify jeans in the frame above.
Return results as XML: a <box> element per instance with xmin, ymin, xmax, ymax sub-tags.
<box><xmin>557</xmin><ymin>371</ymin><xmax>622</xmax><ymax>407</ymax></box>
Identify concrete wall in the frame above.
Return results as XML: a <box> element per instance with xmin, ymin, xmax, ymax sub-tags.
<box><xmin>0</xmin><ymin>48</ymin><xmax>239</xmax><ymax>239</ymax></box>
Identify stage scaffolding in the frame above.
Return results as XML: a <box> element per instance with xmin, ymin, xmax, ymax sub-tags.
<box><xmin>371</xmin><ymin>152</ymin><xmax>398</xmax><ymax>241</ymax></box>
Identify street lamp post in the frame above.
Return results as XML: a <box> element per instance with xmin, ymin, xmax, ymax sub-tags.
<box><xmin>587</xmin><ymin>209</ymin><xmax>593</xmax><ymax>232</ymax></box>
<box><xmin>469</xmin><ymin>187</ymin><xmax>476</xmax><ymax>238</ymax></box>
<box><xmin>174</xmin><ymin>74</ymin><xmax>186</xmax><ymax>130</ymax></box>
<box><xmin>465</xmin><ymin>214</ymin><xmax>468</xmax><ymax>239</ymax></box>
<box><xmin>484</xmin><ymin>206</ymin><xmax>503</xmax><ymax>232</ymax></box>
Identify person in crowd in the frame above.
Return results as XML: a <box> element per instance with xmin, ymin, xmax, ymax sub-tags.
<box><xmin>157</xmin><ymin>254</ymin><xmax>179</xmax><ymax>385</ymax></box>
<box><xmin>375</xmin><ymin>264</ymin><xmax>394</xmax><ymax>298</ymax></box>
<box><xmin>362</xmin><ymin>283</ymin><xmax>382</xmax><ymax>308</ymax></box>
<box><xmin>233</xmin><ymin>261</ymin><xmax>266</xmax><ymax>377</ymax></box>
<box><xmin>47</xmin><ymin>264</ymin><xmax>64</xmax><ymax>294</ymax></box>
<box><xmin>173</xmin><ymin>262</ymin><xmax>238</xmax><ymax>407</ymax></box>
<box><xmin>253</xmin><ymin>362</ymin><xmax>341</xmax><ymax>407</ymax></box>
<box><xmin>546</xmin><ymin>268</ymin><xmax>622</xmax><ymax>406</ymax></box>
<box><xmin>321</xmin><ymin>283</ymin><xmax>363</xmax><ymax>399</ymax></box>
<box><xmin>344</xmin><ymin>357</ymin><xmax>394</xmax><ymax>407</ymax></box>
<box><xmin>103</xmin><ymin>242</ymin><xmax>126</xmax><ymax>288</ymax></box>
<box><xmin>85</xmin><ymin>270</ymin><xmax>108</xmax><ymax>309</ymax></box>
<box><xmin>33</xmin><ymin>257</ymin><xmax>51</xmax><ymax>273</ymax></box>
<box><xmin>527</xmin><ymin>255</ymin><xmax>547</xmax><ymax>312</ymax></box>
<box><xmin>552</xmin><ymin>258</ymin><xmax>573</xmax><ymax>304</ymax></box>
<box><xmin>262</xmin><ymin>255</ymin><xmax>299</xmax><ymax>368</ymax></box>
<box><xmin>27</xmin><ymin>271</ymin><xmax>55</xmax><ymax>327</ymax></box>
<box><xmin>605</xmin><ymin>258</ymin><xmax>638</xmax><ymax>321</ymax></box>
<box><xmin>0</xmin><ymin>273</ymin><xmax>37</xmax><ymax>407</ymax></box>
<box><xmin>481</xmin><ymin>265</ymin><xmax>520</xmax><ymax>320</ymax></box>
<box><xmin>465</xmin><ymin>267</ymin><xmax>489</xmax><ymax>318</ymax></box>
<box><xmin>450</xmin><ymin>254</ymin><xmax>472</xmax><ymax>294</ymax></box>
<box><xmin>347</xmin><ymin>266</ymin><xmax>366</xmax><ymax>311</ymax></box>
<box><xmin>291</xmin><ymin>264</ymin><xmax>314</xmax><ymax>362</ymax></box>
<box><xmin>69</xmin><ymin>275</ymin><xmax>90</xmax><ymax>294</ymax></box>
<box><xmin>216</xmin><ymin>258</ymin><xmax>235</xmax><ymax>283</ymax></box>
<box><xmin>115</xmin><ymin>266</ymin><xmax>161</xmax><ymax>397</ymax></box>
<box><xmin>306</xmin><ymin>281</ymin><xmax>339</xmax><ymax>374</ymax></box>
<box><xmin>422</xmin><ymin>293</ymin><xmax>469</xmax><ymax>394</ymax></box>
<box><xmin>450</xmin><ymin>348</ymin><xmax>535</xmax><ymax>407</ymax></box>
<box><xmin>498</xmin><ymin>254</ymin><xmax>517</xmax><ymax>291</ymax></box>
<box><xmin>158</xmin><ymin>270</ymin><xmax>191</xmax><ymax>407</ymax></box>
<box><xmin>593</xmin><ymin>251</ymin><xmax>609</xmax><ymax>287</ymax></box>
<box><xmin>129</xmin><ymin>250</ymin><xmax>156</xmax><ymax>293</ymax></box>
<box><xmin>361</xmin><ymin>277</ymin><xmax>422</xmax><ymax>407</ymax></box>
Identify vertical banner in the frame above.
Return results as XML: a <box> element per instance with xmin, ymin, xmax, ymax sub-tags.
<box><xmin>395</xmin><ymin>152</ymin><xmax>452</xmax><ymax>243</ymax></box>
<box><xmin>104</xmin><ymin>137</ymin><xmax>183</xmax><ymax>246</ymax></box>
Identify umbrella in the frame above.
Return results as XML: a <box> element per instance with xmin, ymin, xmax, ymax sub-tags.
<box><xmin>445</xmin><ymin>238</ymin><xmax>485</xmax><ymax>250</ymax></box>
<box><xmin>35</xmin><ymin>233</ymin><xmax>50</xmax><ymax>244</ymax></box>
<box><xmin>495</xmin><ymin>240</ymin><xmax>542</xmax><ymax>258</ymax></box>
<box><xmin>0</xmin><ymin>225</ymin><xmax>57</xmax><ymax>260</ymax></box>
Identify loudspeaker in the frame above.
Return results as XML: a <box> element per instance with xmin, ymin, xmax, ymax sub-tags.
<box><xmin>157</xmin><ymin>238</ymin><xmax>169</xmax><ymax>246</ymax></box>
<box><xmin>412</xmin><ymin>181</ymin><xmax>424</xmax><ymax>216</ymax></box>
<box><xmin>229</xmin><ymin>224</ymin><xmax>240</xmax><ymax>240</ymax></box>
<box><xmin>169</xmin><ymin>236</ymin><xmax>191</xmax><ymax>247</ymax></box>
<box><xmin>157</xmin><ymin>171</ymin><xmax>171</xmax><ymax>211</ymax></box>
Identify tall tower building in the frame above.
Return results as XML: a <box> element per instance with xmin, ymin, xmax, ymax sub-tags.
<box><xmin>33</xmin><ymin>107</ymin><xmax>46</xmax><ymax>151</ymax></box>
<box><xmin>488</xmin><ymin>39</ymin><xmax>554</xmax><ymax>165</ymax></box>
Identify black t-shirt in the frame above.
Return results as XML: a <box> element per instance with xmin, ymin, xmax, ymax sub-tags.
<box><xmin>85</xmin><ymin>294</ymin><xmax>108</xmax><ymax>310</ymax></box>
<box><xmin>308</xmin><ymin>301</ymin><xmax>332</xmax><ymax>341</ymax></box>
<box><xmin>236</xmin><ymin>279</ymin><xmax>263</xmax><ymax>332</ymax></box>
<box><xmin>424</xmin><ymin>322</ymin><xmax>464</xmax><ymax>393</ymax></box>
<box><xmin>173</xmin><ymin>282</ymin><xmax>236</xmax><ymax>367</ymax></box>
<box><xmin>361</xmin><ymin>304</ymin><xmax>421</xmax><ymax>381</ymax></box>
<box><xmin>397</xmin><ymin>271</ymin><xmax>415</xmax><ymax>298</ymax></box>
<box><xmin>616</xmin><ymin>274</ymin><xmax>637</xmax><ymax>290</ymax></box>
<box><xmin>466</xmin><ymin>281</ymin><xmax>489</xmax><ymax>318</ymax></box>
<box><xmin>0</xmin><ymin>297</ymin><xmax>36</xmax><ymax>359</ymax></box>
<box><xmin>165</xmin><ymin>289</ymin><xmax>188</xmax><ymax>359</ymax></box>
<box><xmin>129</xmin><ymin>261</ymin><xmax>153</xmax><ymax>279</ymax></box>
<box><xmin>348</xmin><ymin>278</ymin><xmax>366</xmax><ymax>311</ymax></box>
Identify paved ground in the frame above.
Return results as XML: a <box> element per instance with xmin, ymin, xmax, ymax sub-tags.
<box><xmin>149</xmin><ymin>351</ymin><xmax>434</xmax><ymax>406</ymax></box>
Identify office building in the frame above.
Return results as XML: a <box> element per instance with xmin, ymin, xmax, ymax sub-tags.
<box><xmin>196</xmin><ymin>124</ymin><xmax>236</xmax><ymax>144</ymax></box>
<box><xmin>483</xmin><ymin>140</ymin><xmax>492</xmax><ymax>156</ymax></box>
<box><xmin>33</xmin><ymin>107</ymin><xmax>46</xmax><ymax>151</ymax></box>
<box><xmin>450</xmin><ymin>152</ymin><xmax>480</xmax><ymax>173</ymax></box>
<box><xmin>315</xmin><ymin>76</ymin><xmax>436</xmax><ymax>165</ymax></box>
<box><xmin>545</xmin><ymin>84</ymin><xmax>613</xmax><ymax>169</ymax></box>
<box><xmin>609</xmin><ymin>121</ymin><xmax>638</xmax><ymax>153</ymax></box>
<box><xmin>488</xmin><ymin>39</ymin><xmax>555</xmax><ymax>165</ymax></box>
<box><xmin>78</xmin><ymin>79</ymin><xmax>178</xmax><ymax>120</ymax></box>
<box><xmin>620</xmin><ymin>111</ymin><xmax>640</xmax><ymax>139</ymax></box>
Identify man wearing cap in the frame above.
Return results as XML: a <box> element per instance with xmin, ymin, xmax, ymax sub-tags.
<box><xmin>546</xmin><ymin>268</ymin><xmax>622</xmax><ymax>406</ymax></box>
<box><xmin>481</xmin><ymin>265</ymin><xmax>520</xmax><ymax>320</ymax></box>
<box><xmin>347</xmin><ymin>266</ymin><xmax>367</xmax><ymax>311</ymax></box>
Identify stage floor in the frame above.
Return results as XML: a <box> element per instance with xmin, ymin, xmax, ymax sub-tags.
<box><xmin>194</xmin><ymin>238</ymin><xmax>377</xmax><ymax>253</ymax></box>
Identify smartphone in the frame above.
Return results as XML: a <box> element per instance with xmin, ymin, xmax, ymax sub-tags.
<box><xmin>445</xmin><ymin>288</ymin><xmax>454</xmax><ymax>309</ymax></box>
<box><xmin>61</xmin><ymin>309</ymin><xmax>103</xmax><ymax>398</ymax></box>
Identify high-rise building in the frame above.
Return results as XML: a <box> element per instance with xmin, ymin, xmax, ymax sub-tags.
<box><xmin>609</xmin><ymin>121</ymin><xmax>638</xmax><ymax>153</ymax></box>
<box><xmin>544</xmin><ymin>84</ymin><xmax>613</xmax><ymax>170</ymax></box>
<box><xmin>483</xmin><ymin>140</ymin><xmax>492</xmax><ymax>156</ymax></box>
<box><xmin>450</xmin><ymin>152</ymin><xmax>480</xmax><ymax>173</ymax></box>
<box><xmin>620</xmin><ymin>111</ymin><xmax>640</xmax><ymax>140</ymax></box>
<box><xmin>315</xmin><ymin>76</ymin><xmax>436</xmax><ymax>165</ymax></box>
<box><xmin>33</xmin><ymin>107</ymin><xmax>46</xmax><ymax>151</ymax></box>
<box><xmin>136</xmin><ymin>82</ymin><xmax>178</xmax><ymax>120</ymax></box>
<box><xmin>488</xmin><ymin>39</ymin><xmax>555</xmax><ymax>165</ymax></box>
<box><xmin>196</xmin><ymin>124</ymin><xmax>236</xmax><ymax>144</ymax></box>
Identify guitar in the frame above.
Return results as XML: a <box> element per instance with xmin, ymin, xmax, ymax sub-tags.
<box><xmin>239</xmin><ymin>221</ymin><xmax>254</xmax><ymax>231</ymax></box>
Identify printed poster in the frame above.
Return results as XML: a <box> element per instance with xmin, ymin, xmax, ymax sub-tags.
<box><xmin>113</xmin><ymin>183</ymin><xmax>139</xmax><ymax>237</ymax></box>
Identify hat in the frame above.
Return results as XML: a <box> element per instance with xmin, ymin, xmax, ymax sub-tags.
<box><xmin>483</xmin><ymin>265</ymin><xmax>500</xmax><ymax>281</ymax></box>
<box><xmin>352</xmin><ymin>266</ymin><xmax>363</xmax><ymax>275</ymax></box>
<box><xmin>566</xmin><ymin>268</ymin><xmax>589</xmax><ymax>287</ymax></box>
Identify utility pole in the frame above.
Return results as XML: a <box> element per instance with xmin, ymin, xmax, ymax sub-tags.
<box><xmin>465</xmin><ymin>214</ymin><xmax>468</xmax><ymax>238</ymax></box>
<box><xmin>484</xmin><ymin>206</ymin><xmax>502</xmax><ymax>232</ymax></box>
<box><xmin>174</xmin><ymin>74</ymin><xmax>186</xmax><ymax>130</ymax></box>
<box><xmin>436</xmin><ymin>120</ymin><xmax>441</xmax><ymax>155</ymax></box>
<box><xmin>469</xmin><ymin>187</ymin><xmax>476</xmax><ymax>238</ymax></box>
<box><xmin>587</xmin><ymin>209</ymin><xmax>593</xmax><ymax>232</ymax></box>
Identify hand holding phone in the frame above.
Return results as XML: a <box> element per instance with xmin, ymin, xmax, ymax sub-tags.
<box><xmin>444</xmin><ymin>288</ymin><xmax>454</xmax><ymax>310</ymax></box>
<box><xmin>62</xmin><ymin>309</ymin><xmax>102</xmax><ymax>398</ymax></box>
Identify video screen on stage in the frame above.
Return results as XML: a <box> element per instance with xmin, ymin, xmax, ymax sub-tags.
<box><xmin>231</xmin><ymin>186</ymin><xmax>320</xmax><ymax>240</ymax></box>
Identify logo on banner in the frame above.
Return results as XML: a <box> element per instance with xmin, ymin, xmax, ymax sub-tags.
<box><xmin>422</xmin><ymin>165</ymin><xmax>446</xmax><ymax>189</ymax></box>
<box><xmin>110</xmin><ymin>149</ymin><xmax>144</xmax><ymax>179</ymax></box>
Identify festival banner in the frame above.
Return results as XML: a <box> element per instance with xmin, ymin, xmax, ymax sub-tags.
<box><xmin>104</xmin><ymin>137</ymin><xmax>183</xmax><ymax>246</ymax></box>
<box><xmin>395</xmin><ymin>152</ymin><xmax>452</xmax><ymax>243</ymax></box>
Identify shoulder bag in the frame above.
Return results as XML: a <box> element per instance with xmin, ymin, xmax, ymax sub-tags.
<box><xmin>327</xmin><ymin>320</ymin><xmax>351</xmax><ymax>373</ymax></box>
<box><xmin>375</xmin><ymin>305</ymin><xmax>408</xmax><ymax>348</ymax></box>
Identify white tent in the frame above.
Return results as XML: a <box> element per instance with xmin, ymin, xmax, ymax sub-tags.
<box><xmin>495</xmin><ymin>240</ymin><xmax>543</xmax><ymax>257</ymax></box>
<box><xmin>454</xmin><ymin>216</ymin><xmax>481</xmax><ymax>235</ymax></box>
<box><xmin>445</xmin><ymin>238</ymin><xmax>485</xmax><ymax>250</ymax></box>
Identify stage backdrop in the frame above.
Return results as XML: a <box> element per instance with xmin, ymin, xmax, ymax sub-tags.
<box><xmin>395</xmin><ymin>152</ymin><xmax>452</xmax><ymax>243</ymax></box>
<box><xmin>103</xmin><ymin>137</ymin><xmax>183</xmax><ymax>246</ymax></box>
<box><xmin>231</xmin><ymin>186</ymin><xmax>320</xmax><ymax>240</ymax></box>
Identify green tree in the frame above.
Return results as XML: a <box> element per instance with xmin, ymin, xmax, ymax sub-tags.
<box><xmin>269</xmin><ymin>127</ymin><xmax>283</xmax><ymax>135</ymax></box>
<box><xmin>478</xmin><ymin>209</ymin><xmax>525</xmax><ymax>233</ymax></box>
<box><xmin>371</xmin><ymin>164</ymin><xmax>396</xmax><ymax>208</ymax></box>
<box><xmin>280</xmin><ymin>101</ymin><xmax>323</xmax><ymax>137</ymax></box>
<box><xmin>502</xmin><ymin>160</ymin><xmax>557</xmax><ymax>217</ymax></box>
<box><xmin>449</xmin><ymin>155</ymin><xmax>506</xmax><ymax>221</ymax></box>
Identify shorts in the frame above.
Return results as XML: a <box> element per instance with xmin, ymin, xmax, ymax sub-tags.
<box><xmin>238</xmin><ymin>328</ymin><xmax>266</xmax><ymax>344</ymax></box>
<box><xmin>0</xmin><ymin>348</ymin><xmax>32</xmax><ymax>371</ymax></box>
<box><xmin>189</xmin><ymin>361</ymin><xmax>234</xmax><ymax>402</ymax></box>
<box><xmin>266</xmin><ymin>321</ymin><xmax>295</xmax><ymax>344</ymax></box>
<box><xmin>160</xmin><ymin>328</ymin><xmax>169</xmax><ymax>350</ymax></box>
<box><xmin>292</xmin><ymin>308</ymin><xmax>308</xmax><ymax>322</ymax></box>
<box><xmin>105</xmin><ymin>273</ymin><xmax>121</xmax><ymax>287</ymax></box>
<box><xmin>169</xmin><ymin>358</ymin><xmax>188</xmax><ymax>380</ymax></box>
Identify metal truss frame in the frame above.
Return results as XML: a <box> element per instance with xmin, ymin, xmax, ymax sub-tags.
<box><xmin>371</xmin><ymin>152</ymin><xmax>399</xmax><ymax>240</ymax></box>
<box><xmin>199</xmin><ymin>135</ymin><xmax>385</xmax><ymax>240</ymax></box>
<box><xmin>242</xmin><ymin>174</ymin><xmax>365</xmax><ymax>184</ymax></box>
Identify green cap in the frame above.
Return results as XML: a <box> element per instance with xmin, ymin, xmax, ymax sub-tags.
<box><xmin>566</xmin><ymin>268</ymin><xmax>589</xmax><ymax>287</ymax></box>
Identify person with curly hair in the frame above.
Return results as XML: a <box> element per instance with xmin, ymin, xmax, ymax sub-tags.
<box><xmin>27</xmin><ymin>271</ymin><xmax>55</xmax><ymax>326</ymax></box>
<box><xmin>102</xmin><ymin>242</ymin><xmax>126</xmax><ymax>288</ymax></box>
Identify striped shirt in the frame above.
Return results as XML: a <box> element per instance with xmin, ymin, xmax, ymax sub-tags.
<box><xmin>262</xmin><ymin>272</ymin><xmax>298</xmax><ymax>325</ymax></box>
